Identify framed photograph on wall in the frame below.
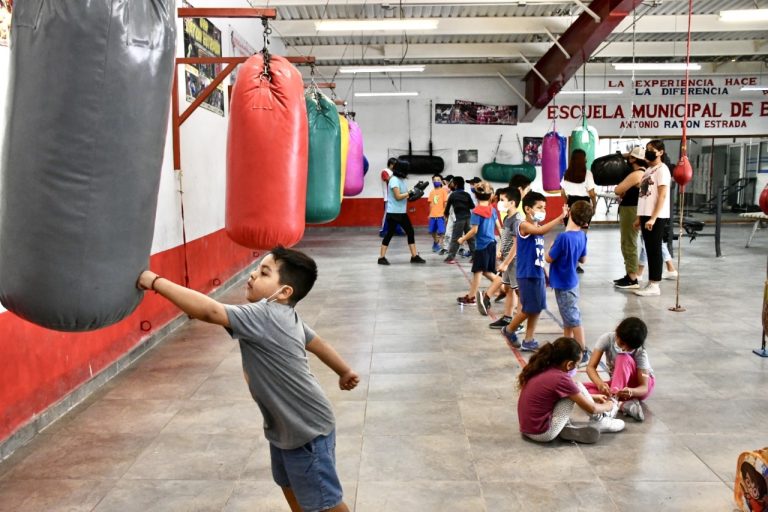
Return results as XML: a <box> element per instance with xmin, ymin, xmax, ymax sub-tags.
<box><xmin>458</xmin><ymin>150</ymin><xmax>478</xmax><ymax>163</ymax></box>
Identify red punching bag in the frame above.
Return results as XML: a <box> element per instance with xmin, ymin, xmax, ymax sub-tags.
<box><xmin>673</xmin><ymin>155</ymin><xmax>693</xmax><ymax>189</ymax></box>
<box><xmin>226</xmin><ymin>54</ymin><xmax>308</xmax><ymax>249</ymax></box>
<box><xmin>760</xmin><ymin>185</ymin><xmax>768</xmax><ymax>215</ymax></box>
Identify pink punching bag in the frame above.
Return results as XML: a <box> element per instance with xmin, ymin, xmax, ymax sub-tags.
<box><xmin>760</xmin><ymin>184</ymin><xmax>768</xmax><ymax>215</ymax></box>
<box><xmin>673</xmin><ymin>156</ymin><xmax>693</xmax><ymax>189</ymax></box>
<box><xmin>226</xmin><ymin>54</ymin><xmax>308</xmax><ymax>249</ymax></box>
<box><xmin>541</xmin><ymin>132</ymin><xmax>562</xmax><ymax>193</ymax></box>
<box><xmin>344</xmin><ymin>120</ymin><xmax>365</xmax><ymax>196</ymax></box>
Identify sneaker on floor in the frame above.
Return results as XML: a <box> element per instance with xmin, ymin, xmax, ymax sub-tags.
<box><xmin>444</xmin><ymin>256</ymin><xmax>456</xmax><ymax>264</ymax></box>
<box><xmin>431</xmin><ymin>242</ymin><xmax>440</xmax><ymax>253</ymax></box>
<box><xmin>621</xmin><ymin>399</ymin><xmax>645</xmax><ymax>421</ymax></box>
<box><xmin>515</xmin><ymin>322</ymin><xmax>525</xmax><ymax>333</ymax></box>
<box><xmin>559</xmin><ymin>423</ymin><xmax>601</xmax><ymax>444</ymax></box>
<box><xmin>457</xmin><ymin>295</ymin><xmax>476</xmax><ymax>305</ymax></box>
<box><xmin>579</xmin><ymin>349</ymin><xmax>591</xmax><ymax>367</ymax></box>
<box><xmin>439</xmin><ymin>248</ymin><xmax>447</xmax><ymax>255</ymax></box>
<box><xmin>501</xmin><ymin>326</ymin><xmax>521</xmax><ymax>348</ymax></box>
<box><xmin>613</xmin><ymin>274</ymin><xmax>628</xmax><ymax>284</ymax></box>
<box><xmin>663</xmin><ymin>270</ymin><xmax>678</xmax><ymax>280</ymax></box>
<box><xmin>521</xmin><ymin>339</ymin><xmax>540</xmax><ymax>352</ymax></box>
<box><xmin>377</xmin><ymin>257</ymin><xmax>390</xmax><ymax>266</ymax></box>
<box><xmin>475</xmin><ymin>290</ymin><xmax>489</xmax><ymax>316</ymax></box>
<box><xmin>591</xmin><ymin>415</ymin><xmax>625</xmax><ymax>433</ymax></box>
<box><xmin>634</xmin><ymin>283</ymin><xmax>661</xmax><ymax>296</ymax></box>
<box><xmin>410</xmin><ymin>254</ymin><xmax>426</xmax><ymax>264</ymax></box>
<box><xmin>489</xmin><ymin>317</ymin><xmax>511</xmax><ymax>329</ymax></box>
<box><xmin>494</xmin><ymin>291</ymin><xmax>506</xmax><ymax>303</ymax></box>
<box><xmin>614</xmin><ymin>276</ymin><xmax>639</xmax><ymax>289</ymax></box>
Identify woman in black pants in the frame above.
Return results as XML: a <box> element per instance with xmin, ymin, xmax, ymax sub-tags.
<box><xmin>378</xmin><ymin>159</ymin><xmax>426</xmax><ymax>265</ymax></box>
<box><xmin>633</xmin><ymin>140</ymin><xmax>671</xmax><ymax>296</ymax></box>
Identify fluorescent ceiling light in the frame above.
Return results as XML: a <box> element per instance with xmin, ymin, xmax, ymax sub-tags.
<box><xmin>354</xmin><ymin>92</ymin><xmax>419</xmax><ymax>97</ymax></box>
<box><xmin>558</xmin><ymin>90</ymin><xmax>623</xmax><ymax>95</ymax></box>
<box><xmin>741</xmin><ymin>86</ymin><xmax>768</xmax><ymax>91</ymax></box>
<box><xmin>339</xmin><ymin>65</ymin><xmax>425</xmax><ymax>74</ymax></box>
<box><xmin>316</xmin><ymin>19</ymin><xmax>438</xmax><ymax>32</ymax></box>
<box><xmin>612</xmin><ymin>63</ymin><xmax>701</xmax><ymax>71</ymax></box>
<box><xmin>719</xmin><ymin>9</ymin><xmax>768</xmax><ymax>22</ymax></box>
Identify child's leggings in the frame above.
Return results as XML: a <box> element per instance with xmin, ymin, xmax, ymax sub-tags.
<box><xmin>583</xmin><ymin>353</ymin><xmax>656</xmax><ymax>401</ymax></box>
<box><xmin>524</xmin><ymin>382</ymin><xmax>592</xmax><ymax>443</ymax></box>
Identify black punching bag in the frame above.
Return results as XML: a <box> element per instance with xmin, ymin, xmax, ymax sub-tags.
<box><xmin>591</xmin><ymin>153</ymin><xmax>631</xmax><ymax>186</ymax></box>
<box><xmin>0</xmin><ymin>1</ymin><xmax>177</xmax><ymax>331</ymax></box>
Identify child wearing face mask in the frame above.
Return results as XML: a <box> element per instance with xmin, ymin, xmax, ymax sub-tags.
<box><xmin>137</xmin><ymin>247</ymin><xmax>359</xmax><ymax>512</ymax></box>
<box><xmin>500</xmin><ymin>192</ymin><xmax>567</xmax><ymax>352</ymax></box>
<box><xmin>518</xmin><ymin>337</ymin><xmax>625</xmax><ymax>444</ymax></box>
<box><xmin>427</xmin><ymin>174</ymin><xmax>449</xmax><ymax>252</ymax></box>
<box><xmin>585</xmin><ymin>317</ymin><xmax>654</xmax><ymax>422</ymax></box>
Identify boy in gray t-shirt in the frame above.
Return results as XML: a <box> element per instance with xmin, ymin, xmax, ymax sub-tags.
<box><xmin>138</xmin><ymin>246</ymin><xmax>358</xmax><ymax>512</ymax></box>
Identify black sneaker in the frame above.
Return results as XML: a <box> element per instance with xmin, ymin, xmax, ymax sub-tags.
<box><xmin>475</xmin><ymin>290</ymin><xmax>488</xmax><ymax>316</ymax></box>
<box><xmin>410</xmin><ymin>255</ymin><xmax>426</xmax><ymax>264</ymax></box>
<box><xmin>613</xmin><ymin>274</ymin><xmax>628</xmax><ymax>284</ymax></box>
<box><xmin>614</xmin><ymin>276</ymin><xmax>639</xmax><ymax>289</ymax></box>
<box><xmin>489</xmin><ymin>317</ymin><xmax>511</xmax><ymax>329</ymax></box>
<box><xmin>378</xmin><ymin>257</ymin><xmax>390</xmax><ymax>265</ymax></box>
<box><xmin>494</xmin><ymin>291</ymin><xmax>506</xmax><ymax>303</ymax></box>
<box><xmin>576</xmin><ymin>266</ymin><xmax>585</xmax><ymax>274</ymax></box>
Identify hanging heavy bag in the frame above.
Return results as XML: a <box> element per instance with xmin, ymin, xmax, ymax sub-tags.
<box><xmin>541</xmin><ymin>132</ymin><xmax>563</xmax><ymax>193</ymax></box>
<box><xmin>227</xmin><ymin>54</ymin><xmax>308</xmax><ymax>248</ymax></box>
<box><xmin>0</xmin><ymin>1</ymin><xmax>175</xmax><ymax>331</ymax></box>
<box><xmin>557</xmin><ymin>133</ymin><xmax>568</xmax><ymax>179</ymax></box>
<box><xmin>344</xmin><ymin>119</ymin><xmax>364</xmax><ymax>196</ymax></box>
<box><xmin>338</xmin><ymin>114</ymin><xmax>350</xmax><ymax>197</ymax></box>
<box><xmin>305</xmin><ymin>90</ymin><xmax>342</xmax><ymax>224</ymax></box>
<box><xmin>591</xmin><ymin>153</ymin><xmax>631</xmax><ymax>186</ymax></box>
<box><xmin>570</xmin><ymin>119</ymin><xmax>599</xmax><ymax>171</ymax></box>
<box><xmin>481</xmin><ymin>162</ymin><xmax>536</xmax><ymax>183</ymax></box>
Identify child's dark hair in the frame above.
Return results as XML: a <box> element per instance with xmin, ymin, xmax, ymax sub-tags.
<box><xmin>269</xmin><ymin>246</ymin><xmax>318</xmax><ymax>305</ymax></box>
<box><xmin>647</xmin><ymin>139</ymin><xmax>666</xmax><ymax>154</ymax></box>
<box><xmin>518</xmin><ymin>337</ymin><xmax>582</xmax><ymax>389</ymax></box>
<box><xmin>522</xmin><ymin>191</ymin><xmax>546</xmax><ymax>211</ymax></box>
<box><xmin>569</xmin><ymin>200</ymin><xmax>594</xmax><ymax>228</ymax></box>
<box><xmin>452</xmin><ymin>176</ymin><xmax>465</xmax><ymax>189</ymax></box>
<box><xmin>509</xmin><ymin>174</ymin><xmax>532</xmax><ymax>190</ymax></box>
<box><xmin>615</xmin><ymin>317</ymin><xmax>648</xmax><ymax>350</ymax></box>
<box><xmin>473</xmin><ymin>181</ymin><xmax>493</xmax><ymax>201</ymax></box>
<box><xmin>499</xmin><ymin>186</ymin><xmax>521</xmax><ymax>206</ymax></box>
<box><xmin>432</xmin><ymin>174</ymin><xmax>443</xmax><ymax>181</ymax></box>
<box><xmin>387</xmin><ymin>157</ymin><xmax>398</xmax><ymax>168</ymax></box>
<box><xmin>741</xmin><ymin>462</ymin><xmax>767</xmax><ymax>497</ymax></box>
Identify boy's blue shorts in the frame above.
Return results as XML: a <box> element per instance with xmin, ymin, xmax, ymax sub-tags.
<box><xmin>428</xmin><ymin>216</ymin><xmax>446</xmax><ymax>234</ymax></box>
<box><xmin>555</xmin><ymin>287</ymin><xmax>581</xmax><ymax>327</ymax></box>
<box><xmin>518</xmin><ymin>277</ymin><xmax>546</xmax><ymax>314</ymax></box>
<box><xmin>270</xmin><ymin>429</ymin><xmax>343</xmax><ymax>512</ymax></box>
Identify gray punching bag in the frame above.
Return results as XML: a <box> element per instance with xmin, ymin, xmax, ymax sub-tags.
<box><xmin>0</xmin><ymin>1</ymin><xmax>176</xmax><ymax>331</ymax></box>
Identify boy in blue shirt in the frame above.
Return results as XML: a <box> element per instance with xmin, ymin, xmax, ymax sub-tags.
<box><xmin>456</xmin><ymin>181</ymin><xmax>501</xmax><ymax>312</ymax></box>
<box><xmin>546</xmin><ymin>200</ymin><xmax>593</xmax><ymax>363</ymax></box>
<box><xmin>502</xmin><ymin>192</ymin><xmax>567</xmax><ymax>351</ymax></box>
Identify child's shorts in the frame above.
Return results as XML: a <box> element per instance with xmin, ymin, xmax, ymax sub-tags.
<box><xmin>270</xmin><ymin>429</ymin><xmax>343</xmax><ymax>511</ymax></box>
<box><xmin>554</xmin><ymin>287</ymin><xmax>581</xmax><ymax>327</ymax></box>
<box><xmin>518</xmin><ymin>277</ymin><xmax>546</xmax><ymax>314</ymax></box>
<box><xmin>428</xmin><ymin>216</ymin><xmax>446</xmax><ymax>234</ymax></box>
<box><xmin>501</xmin><ymin>259</ymin><xmax>518</xmax><ymax>289</ymax></box>
<box><xmin>471</xmin><ymin>242</ymin><xmax>497</xmax><ymax>273</ymax></box>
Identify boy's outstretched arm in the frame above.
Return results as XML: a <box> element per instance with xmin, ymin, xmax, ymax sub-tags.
<box><xmin>137</xmin><ymin>271</ymin><xmax>230</xmax><ymax>327</ymax></box>
<box><xmin>306</xmin><ymin>336</ymin><xmax>360</xmax><ymax>390</ymax></box>
<box><xmin>519</xmin><ymin>206</ymin><xmax>568</xmax><ymax>236</ymax></box>
<box><xmin>458</xmin><ymin>225</ymin><xmax>478</xmax><ymax>244</ymax></box>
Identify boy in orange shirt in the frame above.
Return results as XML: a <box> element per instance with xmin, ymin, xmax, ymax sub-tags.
<box><xmin>428</xmin><ymin>174</ymin><xmax>449</xmax><ymax>252</ymax></box>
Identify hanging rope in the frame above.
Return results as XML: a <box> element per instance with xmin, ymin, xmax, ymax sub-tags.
<box><xmin>177</xmin><ymin>169</ymin><xmax>191</xmax><ymax>287</ymax></box>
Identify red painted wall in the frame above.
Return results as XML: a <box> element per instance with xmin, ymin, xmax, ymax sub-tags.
<box><xmin>0</xmin><ymin>229</ymin><xmax>257</xmax><ymax>442</ymax></box>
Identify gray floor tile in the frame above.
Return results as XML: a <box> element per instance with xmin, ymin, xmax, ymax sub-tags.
<box><xmin>359</xmin><ymin>435</ymin><xmax>477</xmax><ymax>481</ymax></box>
<box><xmin>92</xmin><ymin>480</ymin><xmax>235</xmax><ymax>512</ymax></box>
<box><xmin>355</xmin><ymin>481</ymin><xmax>484</xmax><ymax>512</ymax></box>
<box><xmin>0</xmin><ymin>479</ymin><xmax>115</xmax><ymax>512</ymax></box>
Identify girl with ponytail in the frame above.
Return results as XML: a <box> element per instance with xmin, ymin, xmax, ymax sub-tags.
<box><xmin>517</xmin><ymin>337</ymin><xmax>625</xmax><ymax>444</ymax></box>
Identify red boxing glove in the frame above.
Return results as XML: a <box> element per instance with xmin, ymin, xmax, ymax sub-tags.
<box><xmin>381</xmin><ymin>170</ymin><xmax>391</xmax><ymax>182</ymax></box>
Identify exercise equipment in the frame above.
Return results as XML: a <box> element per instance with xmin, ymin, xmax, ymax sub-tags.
<box><xmin>591</xmin><ymin>153</ymin><xmax>631</xmax><ymax>186</ymax></box>
<box><xmin>570</xmin><ymin>118</ymin><xmax>599</xmax><ymax>171</ymax></box>
<box><xmin>344</xmin><ymin>118</ymin><xmax>364</xmax><ymax>196</ymax></box>
<box><xmin>756</xmin><ymin>257</ymin><xmax>768</xmax><ymax>358</ymax></box>
<box><xmin>305</xmin><ymin>88</ymin><xmax>342</xmax><ymax>224</ymax></box>
<box><xmin>339</xmin><ymin>114</ymin><xmax>350</xmax><ymax>196</ymax></box>
<box><xmin>0</xmin><ymin>1</ymin><xmax>175</xmax><ymax>331</ymax></box>
<box><xmin>759</xmin><ymin>184</ymin><xmax>768</xmax><ymax>215</ymax></box>
<box><xmin>541</xmin><ymin>131</ymin><xmax>564</xmax><ymax>193</ymax></box>
<box><xmin>481</xmin><ymin>135</ymin><xmax>536</xmax><ymax>183</ymax></box>
<box><xmin>364</xmin><ymin>156</ymin><xmax>370</xmax><ymax>175</ymax></box>
<box><xmin>408</xmin><ymin>181</ymin><xmax>430</xmax><ymax>202</ymax></box>
<box><xmin>227</xmin><ymin>53</ymin><xmax>308</xmax><ymax>248</ymax></box>
<box><xmin>558</xmin><ymin>133</ymin><xmax>568</xmax><ymax>179</ymax></box>
<box><xmin>733</xmin><ymin>447</ymin><xmax>768</xmax><ymax>510</ymax></box>
<box><xmin>398</xmin><ymin>99</ymin><xmax>445</xmax><ymax>174</ymax></box>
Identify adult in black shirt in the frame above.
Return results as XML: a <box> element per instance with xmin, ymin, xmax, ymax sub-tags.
<box><xmin>443</xmin><ymin>176</ymin><xmax>476</xmax><ymax>263</ymax></box>
<box><xmin>613</xmin><ymin>147</ymin><xmax>646</xmax><ymax>289</ymax></box>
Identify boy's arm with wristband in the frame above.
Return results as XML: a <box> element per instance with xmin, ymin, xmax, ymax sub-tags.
<box><xmin>137</xmin><ymin>271</ymin><xmax>229</xmax><ymax>327</ymax></box>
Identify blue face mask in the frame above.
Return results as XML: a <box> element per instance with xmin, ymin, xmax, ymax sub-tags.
<box><xmin>433</xmin><ymin>182</ymin><xmax>442</xmax><ymax>187</ymax></box>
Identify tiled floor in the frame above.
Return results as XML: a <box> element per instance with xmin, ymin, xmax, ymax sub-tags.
<box><xmin>0</xmin><ymin>223</ymin><xmax>765</xmax><ymax>511</ymax></box>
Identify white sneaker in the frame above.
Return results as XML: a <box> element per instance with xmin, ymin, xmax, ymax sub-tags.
<box><xmin>591</xmin><ymin>415</ymin><xmax>625</xmax><ymax>433</ymax></box>
<box><xmin>621</xmin><ymin>399</ymin><xmax>645</xmax><ymax>422</ymax></box>
<box><xmin>634</xmin><ymin>283</ymin><xmax>661</xmax><ymax>296</ymax></box>
<box><xmin>663</xmin><ymin>270</ymin><xmax>678</xmax><ymax>280</ymax></box>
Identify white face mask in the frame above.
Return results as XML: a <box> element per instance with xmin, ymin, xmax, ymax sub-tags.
<box><xmin>265</xmin><ymin>285</ymin><xmax>287</xmax><ymax>303</ymax></box>
<box><xmin>497</xmin><ymin>202</ymin><xmax>509</xmax><ymax>214</ymax></box>
<box><xmin>567</xmin><ymin>367</ymin><xmax>577</xmax><ymax>378</ymax></box>
<box><xmin>614</xmin><ymin>341</ymin><xmax>634</xmax><ymax>355</ymax></box>
<box><xmin>533</xmin><ymin>211</ymin><xmax>546</xmax><ymax>223</ymax></box>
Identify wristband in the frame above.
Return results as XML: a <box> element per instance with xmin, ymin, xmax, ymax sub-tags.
<box><xmin>151</xmin><ymin>275</ymin><xmax>163</xmax><ymax>292</ymax></box>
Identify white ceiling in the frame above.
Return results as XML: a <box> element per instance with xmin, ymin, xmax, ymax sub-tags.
<box><xmin>254</xmin><ymin>0</ymin><xmax>768</xmax><ymax>78</ymax></box>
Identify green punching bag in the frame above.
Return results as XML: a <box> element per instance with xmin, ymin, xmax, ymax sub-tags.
<box><xmin>569</xmin><ymin>118</ymin><xmax>599</xmax><ymax>170</ymax></box>
<box><xmin>305</xmin><ymin>90</ymin><xmax>342</xmax><ymax>224</ymax></box>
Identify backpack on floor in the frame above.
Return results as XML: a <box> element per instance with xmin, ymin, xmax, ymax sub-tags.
<box><xmin>734</xmin><ymin>447</ymin><xmax>768</xmax><ymax>511</ymax></box>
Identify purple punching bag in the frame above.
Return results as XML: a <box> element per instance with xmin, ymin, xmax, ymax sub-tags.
<box><xmin>542</xmin><ymin>132</ymin><xmax>562</xmax><ymax>193</ymax></box>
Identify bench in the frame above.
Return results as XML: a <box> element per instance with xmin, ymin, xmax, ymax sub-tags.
<box><xmin>741</xmin><ymin>212</ymin><xmax>768</xmax><ymax>248</ymax></box>
<box><xmin>596</xmin><ymin>191</ymin><xmax>619</xmax><ymax>215</ymax></box>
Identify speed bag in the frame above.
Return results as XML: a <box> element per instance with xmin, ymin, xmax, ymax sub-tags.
<box><xmin>570</xmin><ymin>122</ymin><xmax>599</xmax><ymax>171</ymax></box>
<box><xmin>760</xmin><ymin>185</ymin><xmax>768</xmax><ymax>215</ymax></box>
<box><xmin>541</xmin><ymin>132</ymin><xmax>563</xmax><ymax>193</ymax></box>
<box><xmin>227</xmin><ymin>54</ymin><xmax>308</xmax><ymax>249</ymax></box>
<box><xmin>344</xmin><ymin>120</ymin><xmax>365</xmax><ymax>196</ymax></box>
<box><xmin>306</xmin><ymin>91</ymin><xmax>342</xmax><ymax>224</ymax></box>
<box><xmin>339</xmin><ymin>115</ymin><xmax>350</xmax><ymax>198</ymax></box>
<box><xmin>591</xmin><ymin>153</ymin><xmax>631</xmax><ymax>186</ymax></box>
<box><xmin>481</xmin><ymin>162</ymin><xmax>536</xmax><ymax>184</ymax></box>
<box><xmin>0</xmin><ymin>1</ymin><xmax>176</xmax><ymax>331</ymax></box>
<box><xmin>673</xmin><ymin>155</ymin><xmax>693</xmax><ymax>188</ymax></box>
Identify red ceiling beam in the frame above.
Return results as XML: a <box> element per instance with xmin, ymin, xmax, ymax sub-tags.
<box><xmin>177</xmin><ymin>8</ymin><xmax>277</xmax><ymax>19</ymax></box>
<box><xmin>521</xmin><ymin>0</ymin><xmax>644</xmax><ymax>122</ymax></box>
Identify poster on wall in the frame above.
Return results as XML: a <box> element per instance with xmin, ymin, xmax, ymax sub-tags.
<box><xmin>230</xmin><ymin>28</ymin><xmax>255</xmax><ymax>85</ymax></box>
<box><xmin>458</xmin><ymin>150</ymin><xmax>478</xmax><ymax>163</ymax></box>
<box><xmin>0</xmin><ymin>0</ymin><xmax>12</xmax><ymax>47</ymax></box>
<box><xmin>183</xmin><ymin>2</ymin><xmax>225</xmax><ymax>116</ymax></box>
<box><xmin>435</xmin><ymin>100</ymin><xmax>518</xmax><ymax>125</ymax></box>
<box><xmin>523</xmin><ymin>137</ymin><xmax>543</xmax><ymax>166</ymax></box>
